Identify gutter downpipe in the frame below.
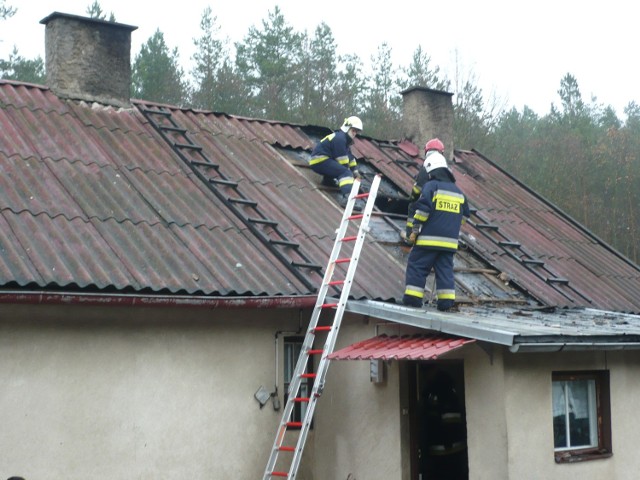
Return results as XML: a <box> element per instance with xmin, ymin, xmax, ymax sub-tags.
<box><xmin>0</xmin><ymin>291</ymin><xmax>318</xmax><ymax>309</ymax></box>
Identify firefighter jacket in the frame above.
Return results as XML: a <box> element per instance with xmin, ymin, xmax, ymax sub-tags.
<box><xmin>412</xmin><ymin>179</ymin><xmax>470</xmax><ymax>251</ymax></box>
<box><xmin>406</xmin><ymin>167</ymin><xmax>430</xmax><ymax>233</ymax></box>
<box><xmin>309</xmin><ymin>129</ymin><xmax>357</xmax><ymax>170</ymax></box>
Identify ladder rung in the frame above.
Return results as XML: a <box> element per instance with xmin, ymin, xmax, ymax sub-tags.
<box><xmin>499</xmin><ymin>241</ymin><xmax>521</xmax><ymax>247</ymax></box>
<box><xmin>547</xmin><ymin>277</ymin><xmax>569</xmax><ymax>284</ymax></box>
<box><xmin>249</xmin><ymin>217</ymin><xmax>279</xmax><ymax>226</ymax></box>
<box><xmin>354</xmin><ymin>192</ymin><xmax>369</xmax><ymax>199</ymax></box>
<box><xmin>335</xmin><ymin>258</ymin><xmax>350</xmax><ymax>264</ymax></box>
<box><xmin>270</xmin><ymin>472</ymin><xmax>288</xmax><ymax>478</ymax></box>
<box><xmin>228</xmin><ymin>198</ymin><xmax>258</xmax><ymax>207</ymax></box>
<box><xmin>174</xmin><ymin>142</ymin><xmax>203</xmax><ymax>151</ymax></box>
<box><xmin>321</xmin><ymin>303</ymin><xmax>338</xmax><ymax>309</ymax></box>
<box><xmin>294</xmin><ymin>397</ymin><xmax>310</xmax><ymax>403</ymax></box>
<box><xmin>209</xmin><ymin>178</ymin><xmax>238</xmax><ymax>187</ymax></box>
<box><xmin>279</xmin><ymin>446</ymin><xmax>295</xmax><ymax>452</ymax></box>
<box><xmin>271</xmin><ymin>239</ymin><xmax>299</xmax><ymax>247</ymax></box>
<box><xmin>348</xmin><ymin>213</ymin><xmax>364</xmax><ymax>220</ymax></box>
<box><xmin>476</xmin><ymin>223</ymin><xmax>499</xmax><ymax>230</ymax></box>
<box><xmin>159</xmin><ymin>125</ymin><xmax>186</xmax><ymax>133</ymax></box>
<box><xmin>141</xmin><ymin>107</ymin><xmax>170</xmax><ymax>116</ymax></box>
<box><xmin>192</xmin><ymin>160</ymin><xmax>219</xmax><ymax>169</ymax></box>
<box><xmin>523</xmin><ymin>259</ymin><xmax>545</xmax><ymax>265</ymax></box>
<box><xmin>341</xmin><ymin>235</ymin><xmax>357</xmax><ymax>242</ymax></box>
<box><xmin>312</xmin><ymin>326</ymin><xmax>331</xmax><ymax>332</ymax></box>
<box><xmin>291</xmin><ymin>262</ymin><xmax>323</xmax><ymax>270</ymax></box>
<box><xmin>308</xmin><ymin>349</ymin><xmax>324</xmax><ymax>355</ymax></box>
<box><xmin>327</xmin><ymin>280</ymin><xmax>344</xmax><ymax>286</ymax></box>
<box><xmin>286</xmin><ymin>422</ymin><xmax>302</xmax><ymax>428</ymax></box>
<box><xmin>301</xmin><ymin>373</ymin><xmax>317</xmax><ymax>378</ymax></box>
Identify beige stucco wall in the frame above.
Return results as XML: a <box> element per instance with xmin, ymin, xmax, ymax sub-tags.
<box><xmin>6</xmin><ymin>302</ymin><xmax>639</xmax><ymax>480</ymax></box>
<box><xmin>0</xmin><ymin>305</ymin><xmax>405</xmax><ymax>480</ymax></box>
<box><xmin>464</xmin><ymin>344</ymin><xmax>640</xmax><ymax>480</ymax></box>
<box><xmin>0</xmin><ymin>303</ymin><xmax>307</xmax><ymax>479</ymax></box>
<box><xmin>313</xmin><ymin>318</ymin><xmax>404</xmax><ymax>480</ymax></box>
<box><xmin>463</xmin><ymin>344</ymin><xmax>510</xmax><ymax>480</ymax></box>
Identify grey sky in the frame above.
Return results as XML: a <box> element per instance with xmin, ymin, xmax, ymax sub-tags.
<box><xmin>1</xmin><ymin>0</ymin><xmax>637</xmax><ymax>118</ymax></box>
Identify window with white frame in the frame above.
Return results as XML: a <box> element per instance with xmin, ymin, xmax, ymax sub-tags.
<box><xmin>284</xmin><ymin>337</ymin><xmax>313</xmax><ymax>425</ymax></box>
<box><xmin>552</xmin><ymin>371</ymin><xmax>612</xmax><ymax>463</ymax></box>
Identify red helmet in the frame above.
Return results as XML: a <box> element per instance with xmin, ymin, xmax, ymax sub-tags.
<box><xmin>424</xmin><ymin>138</ymin><xmax>444</xmax><ymax>153</ymax></box>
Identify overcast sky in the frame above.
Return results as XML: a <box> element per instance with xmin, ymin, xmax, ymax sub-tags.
<box><xmin>1</xmin><ymin>0</ymin><xmax>638</xmax><ymax>118</ymax></box>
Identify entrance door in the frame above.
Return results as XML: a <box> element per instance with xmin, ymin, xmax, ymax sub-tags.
<box><xmin>409</xmin><ymin>361</ymin><xmax>468</xmax><ymax>480</ymax></box>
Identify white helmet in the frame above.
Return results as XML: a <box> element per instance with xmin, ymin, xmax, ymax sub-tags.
<box><xmin>340</xmin><ymin>116</ymin><xmax>363</xmax><ymax>133</ymax></box>
<box><xmin>424</xmin><ymin>151</ymin><xmax>449</xmax><ymax>173</ymax></box>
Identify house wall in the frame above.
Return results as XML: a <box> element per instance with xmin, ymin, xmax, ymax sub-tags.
<box><xmin>0</xmin><ymin>303</ymin><xmax>303</xmax><ymax>479</ymax></box>
<box><xmin>314</xmin><ymin>318</ymin><xmax>404</xmax><ymax>480</ymax></box>
<box><xmin>0</xmin><ymin>305</ymin><xmax>405</xmax><ymax>480</ymax></box>
<box><xmin>464</xmin><ymin>344</ymin><xmax>510</xmax><ymax>480</ymax></box>
<box><xmin>465</xmin><ymin>345</ymin><xmax>640</xmax><ymax>480</ymax></box>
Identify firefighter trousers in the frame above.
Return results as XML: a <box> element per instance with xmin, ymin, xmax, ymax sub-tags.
<box><xmin>403</xmin><ymin>248</ymin><xmax>455</xmax><ymax>310</ymax></box>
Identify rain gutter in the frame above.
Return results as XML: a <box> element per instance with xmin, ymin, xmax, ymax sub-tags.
<box><xmin>0</xmin><ymin>291</ymin><xmax>317</xmax><ymax>309</ymax></box>
<box><xmin>509</xmin><ymin>342</ymin><xmax>640</xmax><ymax>353</ymax></box>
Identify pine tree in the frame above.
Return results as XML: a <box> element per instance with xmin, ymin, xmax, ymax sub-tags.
<box><xmin>297</xmin><ymin>22</ymin><xmax>340</xmax><ymax>126</ymax></box>
<box><xmin>190</xmin><ymin>7</ymin><xmax>227</xmax><ymax>110</ymax></box>
<box><xmin>0</xmin><ymin>47</ymin><xmax>45</xmax><ymax>83</ymax></box>
<box><xmin>362</xmin><ymin>43</ymin><xmax>402</xmax><ymax>139</ymax></box>
<box><xmin>235</xmin><ymin>6</ymin><xmax>304</xmax><ymax>121</ymax></box>
<box><xmin>132</xmin><ymin>29</ymin><xmax>188</xmax><ymax>105</ymax></box>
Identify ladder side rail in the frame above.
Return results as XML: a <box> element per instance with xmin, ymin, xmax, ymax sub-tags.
<box><xmin>297</xmin><ymin>175</ymin><xmax>380</xmax><ymax>414</ymax></box>
<box><xmin>263</xmin><ymin>181</ymin><xmax>362</xmax><ymax>478</ymax></box>
<box><xmin>282</xmin><ymin>178</ymin><xmax>361</xmax><ymax>395</ymax></box>
<box><xmin>285</xmin><ymin>175</ymin><xmax>381</xmax><ymax>479</ymax></box>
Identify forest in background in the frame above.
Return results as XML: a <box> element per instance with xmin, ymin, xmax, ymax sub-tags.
<box><xmin>1</xmin><ymin>1</ymin><xmax>638</xmax><ymax>263</ymax></box>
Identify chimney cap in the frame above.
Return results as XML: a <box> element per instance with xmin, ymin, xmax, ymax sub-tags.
<box><xmin>40</xmin><ymin>11</ymin><xmax>137</xmax><ymax>32</ymax></box>
<box><xmin>401</xmin><ymin>86</ymin><xmax>453</xmax><ymax>98</ymax></box>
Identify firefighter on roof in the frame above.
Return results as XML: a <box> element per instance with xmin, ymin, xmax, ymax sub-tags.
<box><xmin>404</xmin><ymin>138</ymin><xmax>446</xmax><ymax>242</ymax></box>
<box><xmin>309</xmin><ymin>116</ymin><xmax>364</xmax><ymax>210</ymax></box>
<box><xmin>403</xmin><ymin>150</ymin><xmax>470</xmax><ymax>311</ymax></box>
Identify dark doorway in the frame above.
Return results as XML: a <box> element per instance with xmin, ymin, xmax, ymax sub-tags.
<box><xmin>409</xmin><ymin>361</ymin><xmax>468</xmax><ymax>480</ymax></box>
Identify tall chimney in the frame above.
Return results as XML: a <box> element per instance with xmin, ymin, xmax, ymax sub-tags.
<box><xmin>40</xmin><ymin>12</ymin><xmax>137</xmax><ymax>107</ymax></box>
<box><xmin>401</xmin><ymin>87</ymin><xmax>454</xmax><ymax>160</ymax></box>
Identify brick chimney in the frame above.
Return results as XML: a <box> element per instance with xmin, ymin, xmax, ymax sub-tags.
<box><xmin>40</xmin><ymin>12</ymin><xmax>137</xmax><ymax>107</ymax></box>
<box><xmin>401</xmin><ymin>87</ymin><xmax>454</xmax><ymax>160</ymax></box>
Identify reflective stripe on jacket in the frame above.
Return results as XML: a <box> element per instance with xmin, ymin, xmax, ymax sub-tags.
<box><xmin>412</xmin><ymin>180</ymin><xmax>470</xmax><ymax>252</ymax></box>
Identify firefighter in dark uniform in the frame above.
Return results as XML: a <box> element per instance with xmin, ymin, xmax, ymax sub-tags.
<box><xmin>404</xmin><ymin>138</ymin><xmax>446</xmax><ymax>242</ymax></box>
<box><xmin>420</xmin><ymin>367</ymin><xmax>468</xmax><ymax>480</ymax></box>
<box><xmin>309</xmin><ymin>116</ymin><xmax>363</xmax><ymax>209</ymax></box>
<box><xmin>402</xmin><ymin>151</ymin><xmax>470</xmax><ymax>311</ymax></box>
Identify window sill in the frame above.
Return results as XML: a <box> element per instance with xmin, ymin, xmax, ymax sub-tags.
<box><xmin>555</xmin><ymin>449</ymin><xmax>612</xmax><ymax>464</ymax></box>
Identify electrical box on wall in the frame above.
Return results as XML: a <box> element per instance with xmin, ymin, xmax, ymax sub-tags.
<box><xmin>370</xmin><ymin>359</ymin><xmax>385</xmax><ymax>383</ymax></box>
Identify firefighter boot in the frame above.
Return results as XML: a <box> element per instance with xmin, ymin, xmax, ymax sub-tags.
<box><xmin>437</xmin><ymin>299</ymin><xmax>457</xmax><ymax>312</ymax></box>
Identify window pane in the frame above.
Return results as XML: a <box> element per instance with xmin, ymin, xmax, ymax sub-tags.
<box><xmin>567</xmin><ymin>380</ymin><xmax>596</xmax><ymax>448</ymax></box>
<box><xmin>552</xmin><ymin>378</ymin><xmax>597</xmax><ymax>451</ymax></box>
<box><xmin>552</xmin><ymin>382</ymin><xmax>568</xmax><ymax>448</ymax></box>
<box><xmin>284</xmin><ymin>339</ymin><xmax>310</xmax><ymax>423</ymax></box>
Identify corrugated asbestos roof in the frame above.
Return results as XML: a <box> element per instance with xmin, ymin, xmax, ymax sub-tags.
<box><xmin>328</xmin><ymin>333</ymin><xmax>475</xmax><ymax>360</ymax></box>
<box><xmin>2</xmin><ymin>79</ymin><xmax>640</xmax><ymax>313</ymax></box>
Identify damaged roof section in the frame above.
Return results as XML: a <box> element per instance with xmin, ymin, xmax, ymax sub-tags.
<box><xmin>345</xmin><ymin>300</ymin><xmax>640</xmax><ymax>351</ymax></box>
